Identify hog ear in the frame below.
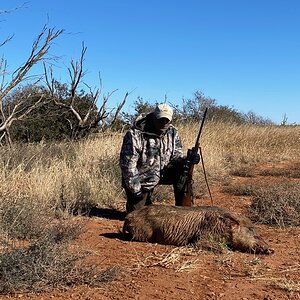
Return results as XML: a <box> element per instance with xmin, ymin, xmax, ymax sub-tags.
<box><xmin>228</xmin><ymin>217</ymin><xmax>240</xmax><ymax>229</ymax></box>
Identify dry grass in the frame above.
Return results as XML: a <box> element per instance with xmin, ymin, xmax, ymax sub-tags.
<box><xmin>259</xmin><ymin>163</ymin><xmax>300</xmax><ymax>178</ymax></box>
<box><xmin>0</xmin><ymin>219</ymin><xmax>124</xmax><ymax>294</ymax></box>
<box><xmin>1</xmin><ymin>123</ymin><xmax>299</xmax><ymax>211</ymax></box>
<box><xmin>223</xmin><ymin>181</ymin><xmax>300</xmax><ymax>227</ymax></box>
<box><xmin>217</xmin><ymin>255</ymin><xmax>272</xmax><ymax>280</ymax></box>
<box><xmin>0</xmin><ymin>132</ymin><xmax>124</xmax><ymax>214</ymax></box>
<box><xmin>134</xmin><ymin>246</ymin><xmax>201</xmax><ymax>272</ymax></box>
<box><xmin>178</xmin><ymin>122</ymin><xmax>300</xmax><ymax>188</ymax></box>
<box><xmin>229</xmin><ymin>164</ymin><xmax>255</xmax><ymax>177</ymax></box>
<box><xmin>249</xmin><ymin>181</ymin><xmax>300</xmax><ymax>227</ymax></box>
<box><xmin>0</xmin><ymin>122</ymin><xmax>299</xmax><ymax>293</ymax></box>
<box><xmin>222</xmin><ymin>183</ymin><xmax>258</xmax><ymax>197</ymax></box>
<box><xmin>1</xmin><ymin>123</ymin><xmax>299</xmax><ymax>226</ymax></box>
<box><xmin>0</xmin><ymin>132</ymin><xmax>125</xmax><ymax>294</ymax></box>
<box><xmin>271</xmin><ymin>278</ymin><xmax>300</xmax><ymax>293</ymax></box>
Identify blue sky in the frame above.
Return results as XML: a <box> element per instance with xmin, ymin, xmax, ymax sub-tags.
<box><xmin>1</xmin><ymin>0</ymin><xmax>300</xmax><ymax>124</ymax></box>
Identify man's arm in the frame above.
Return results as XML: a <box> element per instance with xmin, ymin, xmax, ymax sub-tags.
<box><xmin>119</xmin><ymin>130</ymin><xmax>142</xmax><ymax>194</ymax></box>
<box><xmin>172</xmin><ymin>127</ymin><xmax>185</xmax><ymax>159</ymax></box>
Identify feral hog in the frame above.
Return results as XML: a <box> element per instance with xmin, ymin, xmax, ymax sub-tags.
<box><xmin>123</xmin><ymin>205</ymin><xmax>274</xmax><ymax>254</ymax></box>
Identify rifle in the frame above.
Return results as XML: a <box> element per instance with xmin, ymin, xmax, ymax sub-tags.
<box><xmin>177</xmin><ymin>107</ymin><xmax>212</xmax><ymax>206</ymax></box>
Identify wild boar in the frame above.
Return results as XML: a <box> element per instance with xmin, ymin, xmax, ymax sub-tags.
<box><xmin>123</xmin><ymin>204</ymin><xmax>273</xmax><ymax>254</ymax></box>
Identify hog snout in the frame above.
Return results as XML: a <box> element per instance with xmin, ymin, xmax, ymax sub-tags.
<box><xmin>230</xmin><ymin>218</ymin><xmax>273</xmax><ymax>255</ymax></box>
<box><xmin>251</xmin><ymin>236</ymin><xmax>274</xmax><ymax>255</ymax></box>
<box><xmin>251</xmin><ymin>244</ymin><xmax>274</xmax><ymax>255</ymax></box>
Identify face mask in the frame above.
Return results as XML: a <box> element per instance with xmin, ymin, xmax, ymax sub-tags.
<box><xmin>153</xmin><ymin>117</ymin><xmax>170</xmax><ymax>134</ymax></box>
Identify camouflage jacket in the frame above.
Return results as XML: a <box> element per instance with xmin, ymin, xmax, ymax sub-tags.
<box><xmin>119</xmin><ymin>113</ymin><xmax>184</xmax><ymax>193</ymax></box>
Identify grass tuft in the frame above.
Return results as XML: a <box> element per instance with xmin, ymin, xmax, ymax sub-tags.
<box><xmin>259</xmin><ymin>163</ymin><xmax>300</xmax><ymax>179</ymax></box>
<box><xmin>272</xmin><ymin>278</ymin><xmax>300</xmax><ymax>292</ymax></box>
<box><xmin>249</xmin><ymin>181</ymin><xmax>300</xmax><ymax>227</ymax></box>
<box><xmin>0</xmin><ymin>219</ymin><xmax>124</xmax><ymax>294</ymax></box>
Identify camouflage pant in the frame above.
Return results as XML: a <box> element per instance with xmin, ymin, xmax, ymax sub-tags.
<box><xmin>123</xmin><ymin>158</ymin><xmax>185</xmax><ymax>213</ymax></box>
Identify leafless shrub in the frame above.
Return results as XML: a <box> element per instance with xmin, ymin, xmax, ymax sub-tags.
<box><xmin>223</xmin><ymin>181</ymin><xmax>300</xmax><ymax>227</ymax></box>
<box><xmin>249</xmin><ymin>182</ymin><xmax>300</xmax><ymax>227</ymax></box>
<box><xmin>291</xmin><ymin>163</ymin><xmax>300</xmax><ymax>178</ymax></box>
<box><xmin>229</xmin><ymin>164</ymin><xmax>255</xmax><ymax>177</ymax></box>
<box><xmin>58</xmin><ymin>173</ymin><xmax>97</xmax><ymax>215</ymax></box>
<box><xmin>259</xmin><ymin>163</ymin><xmax>300</xmax><ymax>179</ymax></box>
<box><xmin>259</xmin><ymin>168</ymin><xmax>292</xmax><ymax>177</ymax></box>
<box><xmin>0</xmin><ymin>193</ymin><xmax>55</xmax><ymax>240</ymax></box>
<box><xmin>222</xmin><ymin>183</ymin><xmax>258</xmax><ymax>196</ymax></box>
<box><xmin>0</xmin><ymin>220</ymin><xmax>124</xmax><ymax>294</ymax></box>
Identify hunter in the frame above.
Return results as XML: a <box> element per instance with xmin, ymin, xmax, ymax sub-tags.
<box><xmin>119</xmin><ymin>103</ymin><xmax>200</xmax><ymax>213</ymax></box>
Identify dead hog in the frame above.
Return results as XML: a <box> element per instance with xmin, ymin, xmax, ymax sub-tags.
<box><xmin>123</xmin><ymin>205</ymin><xmax>274</xmax><ymax>254</ymax></box>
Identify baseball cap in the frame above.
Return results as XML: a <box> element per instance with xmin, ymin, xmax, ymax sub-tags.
<box><xmin>154</xmin><ymin>103</ymin><xmax>173</xmax><ymax>121</ymax></box>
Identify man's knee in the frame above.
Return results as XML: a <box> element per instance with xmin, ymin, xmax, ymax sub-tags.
<box><xmin>125</xmin><ymin>189</ymin><xmax>153</xmax><ymax>214</ymax></box>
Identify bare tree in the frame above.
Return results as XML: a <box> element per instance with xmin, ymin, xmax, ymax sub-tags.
<box><xmin>0</xmin><ymin>3</ymin><xmax>29</xmax><ymax>47</ymax></box>
<box><xmin>280</xmin><ymin>113</ymin><xmax>288</xmax><ymax>126</ymax></box>
<box><xmin>0</xmin><ymin>26</ymin><xmax>64</xmax><ymax>145</ymax></box>
<box><xmin>45</xmin><ymin>43</ymin><xmax>129</xmax><ymax>139</ymax></box>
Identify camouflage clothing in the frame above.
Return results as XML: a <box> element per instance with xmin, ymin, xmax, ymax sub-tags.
<box><xmin>119</xmin><ymin>112</ymin><xmax>184</xmax><ymax>194</ymax></box>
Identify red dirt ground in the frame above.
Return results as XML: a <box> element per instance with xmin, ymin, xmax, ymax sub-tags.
<box><xmin>1</xmin><ymin>163</ymin><xmax>300</xmax><ymax>300</ymax></box>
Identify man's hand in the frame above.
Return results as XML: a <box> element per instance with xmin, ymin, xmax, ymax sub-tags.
<box><xmin>189</xmin><ymin>151</ymin><xmax>200</xmax><ymax>164</ymax></box>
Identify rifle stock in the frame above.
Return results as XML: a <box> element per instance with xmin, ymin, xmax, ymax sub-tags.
<box><xmin>181</xmin><ymin>164</ymin><xmax>195</xmax><ymax>206</ymax></box>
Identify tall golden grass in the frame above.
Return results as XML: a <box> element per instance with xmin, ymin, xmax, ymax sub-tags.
<box><xmin>0</xmin><ymin>123</ymin><xmax>299</xmax><ymax>217</ymax></box>
<box><xmin>0</xmin><ymin>133</ymin><xmax>127</xmax><ymax>292</ymax></box>
<box><xmin>179</xmin><ymin>122</ymin><xmax>299</xmax><ymax>189</ymax></box>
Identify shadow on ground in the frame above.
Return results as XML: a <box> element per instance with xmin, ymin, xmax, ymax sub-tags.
<box><xmin>100</xmin><ymin>232</ymin><xmax>128</xmax><ymax>241</ymax></box>
<box><xmin>87</xmin><ymin>207</ymin><xmax>126</xmax><ymax>221</ymax></box>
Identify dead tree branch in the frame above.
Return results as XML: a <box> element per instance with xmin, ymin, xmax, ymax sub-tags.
<box><xmin>0</xmin><ymin>25</ymin><xmax>64</xmax><ymax>145</ymax></box>
<box><xmin>45</xmin><ymin>43</ymin><xmax>129</xmax><ymax>138</ymax></box>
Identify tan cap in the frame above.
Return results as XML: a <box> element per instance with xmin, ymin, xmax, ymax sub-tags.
<box><xmin>154</xmin><ymin>103</ymin><xmax>173</xmax><ymax>121</ymax></box>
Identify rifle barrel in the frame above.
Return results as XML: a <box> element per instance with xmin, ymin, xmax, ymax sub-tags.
<box><xmin>194</xmin><ymin>107</ymin><xmax>208</xmax><ymax>149</ymax></box>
